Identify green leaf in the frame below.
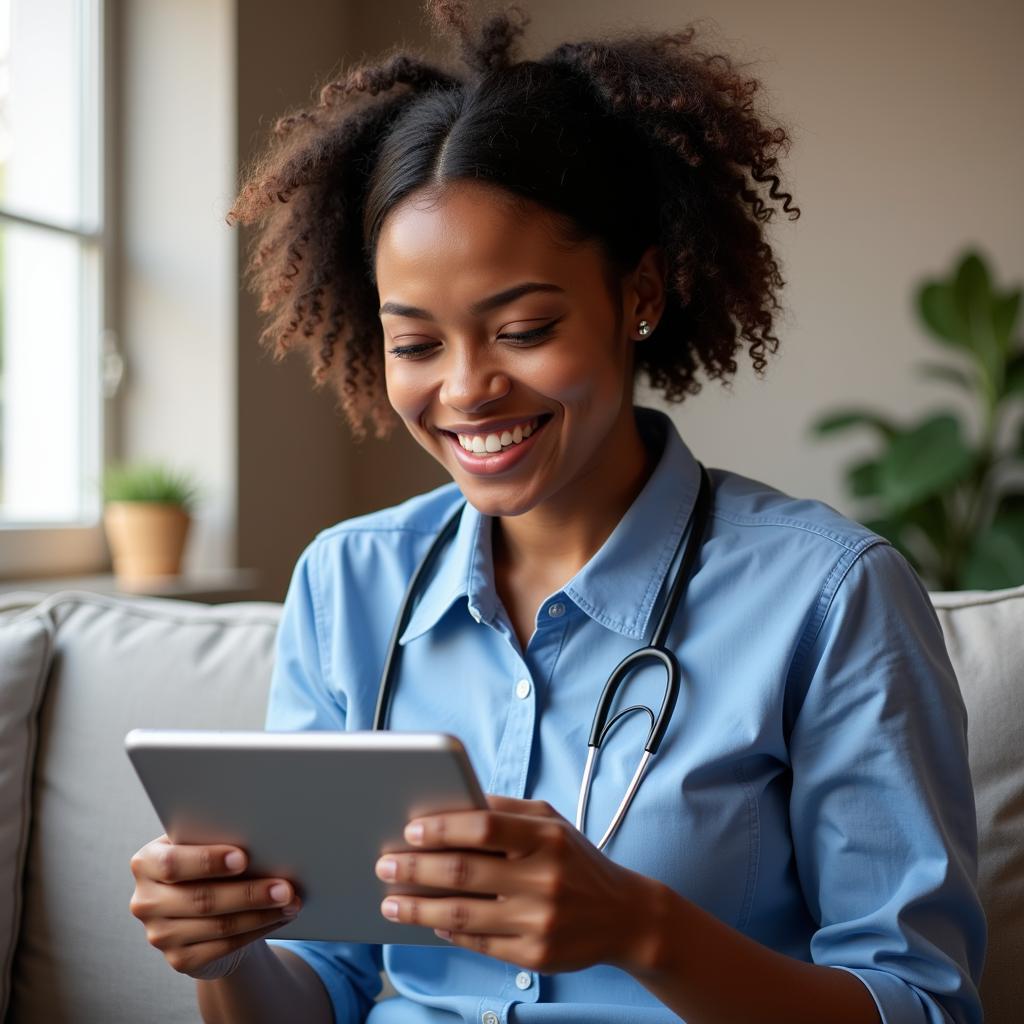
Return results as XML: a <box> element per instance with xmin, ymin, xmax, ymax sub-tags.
<box><xmin>955</xmin><ymin>251</ymin><xmax>1008</xmax><ymax>374</ymax></box>
<box><xmin>918</xmin><ymin>282</ymin><xmax>971</xmax><ymax>349</ymax></box>
<box><xmin>847</xmin><ymin>458</ymin><xmax>882</xmax><ymax>497</ymax></box>
<box><xmin>902</xmin><ymin>495</ymin><xmax>950</xmax><ymax>552</ymax></box>
<box><xmin>809</xmin><ymin>409</ymin><xmax>898</xmax><ymax>440</ymax></box>
<box><xmin>916</xmin><ymin>361</ymin><xmax>975</xmax><ymax>391</ymax></box>
<box><xmin>961</xmin><ymin>512</ymin><xmax>1024</xmax><ymax>590</ymax></box>
<box><xmin>996</xmin><ymin>490</ymin><xmax>1024</xmax><ymax>519</ymax></box>
<box><xmin>876</xmin><ymin>413</ymin><xmax>974</xmax><ymax>511</ymax></box>
<box><xmin>953</xmin><ymin>251</ymin><xmax>993</xmax><ymax>327</ymax></box>
<box><xmin>993</xmin><ymin>288</ymin><xmax>1021</xmax><ymax>350</ymax></box>
<box><xmin>1006</xmin><ymin>351</ymin><xmax>1024</xmax><ymax>398</ymax></box>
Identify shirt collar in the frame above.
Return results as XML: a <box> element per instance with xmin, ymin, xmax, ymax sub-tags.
<box><xmin>399</xmin><ymin>407</ymin><xmax>703</xmax><ymax>644</ymax></box>
<box><xmin>398</xmin><ymin>498</ymin><xmax>493</xmax><ymax>645</ymax></box>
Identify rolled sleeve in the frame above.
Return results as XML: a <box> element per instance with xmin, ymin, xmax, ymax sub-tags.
<box><xmin>264</xmin><ymin>539</ymin><xmax>384</xmax><ymax>1023</ymax></box>
<box><xmin>788</xmin><ymin>541</ymin><xmax>986</xmax><ymax>1024</ymax></box>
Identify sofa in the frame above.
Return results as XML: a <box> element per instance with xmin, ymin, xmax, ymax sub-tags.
<box><xmin>0</xmin><ymin>583</ymin><xmax>1020</xmax><ymax>1023</ymax></box>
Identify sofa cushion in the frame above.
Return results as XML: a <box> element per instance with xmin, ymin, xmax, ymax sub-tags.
<box><xmin>6</xmin><ymin>591</ymin><xmax>281</xmax><ymax>1024</ymax></box>
<box><xmin>0</xmin><ymin>600</ymin><xmax>53</xmax><ymax>1019</ymax></box>
<box><xmin>930</xmin><ymin>582</ymin><xmax>1024</xmax><ymax>1024</ymax></box>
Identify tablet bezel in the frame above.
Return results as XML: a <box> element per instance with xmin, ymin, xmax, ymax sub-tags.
<box><xmin>125</xmin><ymin>728</ymin><xmax>488</xmax><ymax>946</ymax></box>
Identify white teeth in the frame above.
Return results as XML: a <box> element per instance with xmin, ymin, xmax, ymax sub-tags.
<box><xmin>456</xmin><ymin>417</ymin><xmax>541</xmax><ymax>455</ymax></box>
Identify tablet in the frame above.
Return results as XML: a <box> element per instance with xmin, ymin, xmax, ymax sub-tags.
<box><xmin>124</xmin><ymin>729</ymin><xmax>488</xmax><ymax>945</ymax></box>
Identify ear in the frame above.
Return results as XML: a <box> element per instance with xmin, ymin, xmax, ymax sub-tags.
<box><xmin>625</xmin><ymin>245</ymin><xmax>668</xmax><ymax>341</ymax></box>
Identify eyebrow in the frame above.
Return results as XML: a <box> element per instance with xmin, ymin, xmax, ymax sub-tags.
<box><xmin>378</xmin><ymin>282</ymin><xmax>566</xmax><ymax>320</ymax></box>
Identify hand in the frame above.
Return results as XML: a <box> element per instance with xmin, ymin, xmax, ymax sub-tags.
<box><xmin>374</xmin><ymin>795</ymin><xmax>666</xmax><ymax>974</ymax></box>
<box><xmin>129</xmin><ymin>833</ymin><xmax>303</xmax><ymax>979</ymax></box>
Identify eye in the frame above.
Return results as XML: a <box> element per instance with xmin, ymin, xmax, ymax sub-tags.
<box><xmin>497</xmin><ymin>316</ymin><xmax>564</xmax><ymax>344</ymax></box>
<box><xmin>387</xmin><ymin>340</ymin><xmax>439</xmax><ymax>360</ymax></box>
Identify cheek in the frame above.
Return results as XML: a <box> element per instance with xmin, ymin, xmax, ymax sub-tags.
<box><xmin>527</xmin><ymin>337</ymin><xmax>623</xmax><ymax>406</ymax></box>
<box><xmin>383</xmin><ymin>365</ymin><xmax>428</xmax><ymax>426</ymax></box>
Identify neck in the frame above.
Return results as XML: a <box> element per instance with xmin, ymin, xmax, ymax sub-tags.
<box><xmin>493</xmin><ymin>409</ymin><xmax>656</xmax><ymax>584</ymax></box>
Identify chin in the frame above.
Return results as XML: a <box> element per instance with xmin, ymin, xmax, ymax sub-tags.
<box><xmin>456</xmin><ymin>481</ymin><xmax>540</xmax><ymax>519</ymax></box>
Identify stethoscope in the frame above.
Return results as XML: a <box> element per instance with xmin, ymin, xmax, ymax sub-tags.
<box><xmin>373</xmin><ymin>461</ymin><xmax>714</xmax><ymax>851</ymax></box>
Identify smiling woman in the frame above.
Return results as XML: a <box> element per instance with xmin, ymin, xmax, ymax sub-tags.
<box><xmin>125</xmin><ymin>2</ymin><xmax>985</xmax><ymax>1023</ymax></box>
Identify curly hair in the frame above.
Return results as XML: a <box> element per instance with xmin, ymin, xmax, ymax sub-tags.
<box><xmin>227</xmin><ymin>0</ymin><xmax>800</xmax><ymax>439</ymax></box>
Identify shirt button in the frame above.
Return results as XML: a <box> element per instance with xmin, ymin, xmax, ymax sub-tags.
<box><xmin>547</xmin><ymin>601</ymin><xmax>566</xmax><ymax>618</ymax></box>
<box><xmin>482</xmin><ymin>1013</ymin><xmax>500</xmax><ymax>1024</ymax></box>
<box><xmin>515</xmin><ymin>679</ymin><xmax>531</xmax><ymax>700</ymax></box>
<box><xmin>515</xmin><ymin>971</ymin><xmax>533</xmax><ymax>990</ymax></box>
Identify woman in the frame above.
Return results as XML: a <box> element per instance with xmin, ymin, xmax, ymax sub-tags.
<box><xmin>128</xmin><ymin>3</ymin><xmax>986</xmax><ymax>1022</ymax></box>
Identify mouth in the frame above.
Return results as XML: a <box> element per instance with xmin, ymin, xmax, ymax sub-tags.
<box><xmin>448</xmin><ymin>414</ymin><xmax>551</xmax><ymax>455</ymax></box>
<box><xmin>438</xmin><ymin>414</ymin><xmax>553</xmax><ymax>476</ymax></box>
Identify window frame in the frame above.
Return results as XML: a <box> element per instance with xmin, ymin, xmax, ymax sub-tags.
<box><xmin>0</xmin><ymin>0</ymin><xmax>119</xmax><ymax>579</ymax></box>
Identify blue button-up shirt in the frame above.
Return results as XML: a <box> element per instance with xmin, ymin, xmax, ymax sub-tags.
<box><xmin>265</xmin><ymin>408</ymin><xmax>985</xmax><ymax>1024</ymax></box>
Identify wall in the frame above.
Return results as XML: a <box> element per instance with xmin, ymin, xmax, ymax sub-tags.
<box><xmin>120</xmin><ymin>0</ymin><xmax>237</xmax><ymax>576</ymax></box>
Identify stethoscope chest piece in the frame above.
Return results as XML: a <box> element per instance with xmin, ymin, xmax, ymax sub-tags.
<box><xmin>575</xmin><ymin>645</ymin><xmax>681</xmax><ymax>852</ymax></box>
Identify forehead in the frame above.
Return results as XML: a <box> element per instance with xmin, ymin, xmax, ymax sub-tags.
<box><xmin>374</xmin><ymin>181</ymin><xmax>602</xmax><ymax>306</ymax></box>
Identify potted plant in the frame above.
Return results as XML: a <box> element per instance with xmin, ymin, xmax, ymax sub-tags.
<box><xmin>809</xmin><ymin>249</ymin><xmax>1023</xmax><ymax>591</ymax></box>
<box><xmin>101</xmin><ymin>462</ymin><xmax>201</xmax><ymax>584</ymax></box>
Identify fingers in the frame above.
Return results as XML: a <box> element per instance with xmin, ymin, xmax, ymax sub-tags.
<box><xmin>484</xmin><ymin>794</ymin><xmax>562</xmax><ymax>819</ymax></box>
<box><xmin>132</xmin><ymin>874</ymin><xmax>298</xmax><ymax>921</ymax></box>
<box><xmin>404</xmin><ymin>809</ymin><xmax>567</xmax><ymax>857</ymax></box>
<box><xmin>380</xmin><ymin>893</ymin><xmax>524</xmax><ymax>937</ymax></box>
<box><xmin>130</xmin><ymin>834</ymin><xmax>248</xmax><ymax>884</ymax></box>
<box><xmin>375</xmin><ymin>849</ymin><xmax>511</xmax><ymax>895</ymax></box>
<box><xmin>144</xmin><ymin>904</ymin><xmax>299</xmax><ymax>956</ymax></box>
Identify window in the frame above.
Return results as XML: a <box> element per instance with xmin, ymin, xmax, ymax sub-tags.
<box><xmin>0</xmin><ymin>0</ymin><xmax>113</xmax><ymax>575</ymax></box>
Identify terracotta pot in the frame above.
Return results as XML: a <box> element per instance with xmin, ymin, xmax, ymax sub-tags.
<box><xmin>103</xmin><ymin>502</ymin><xmax>191</xmax><ymax>583</ymax></box>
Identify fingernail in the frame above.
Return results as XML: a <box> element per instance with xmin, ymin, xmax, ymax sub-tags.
<box><xmin>269</xmin><ymin>882</ymin><xmax>290</xmax><ymax>904</ymax></box>
<box><xmin>382</xmin><ymin>899</ymin><xmax>400</xmax><ymax>920</ymax></box>
<box><xmin>435</xmin><ymin>928</ymin><xmax>452</xmax><ymax>940</ymax></box>
<box><xmin>225</xmin><ymin>851</ymin><xmax>244</xmax><ymax>871</ymax></box>
<box><xmin>282</xmin><ymin>903</ymin><xmax>300</xmax><ymax>917</ymax></box>
<box><xmin>404</xmin><ymin>822</ymin><xmax>424</xmax><ymax>844</ymax></box>
<box><xmin>376</xmin><ymin>858</ymin><xmax>397</xmax><ymax>880</ymax></box>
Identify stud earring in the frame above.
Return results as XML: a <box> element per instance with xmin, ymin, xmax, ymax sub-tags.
<box><xmin>638</xmin><ymin>320</ymin><xmax>651</xmax><ymax>336</ymax></box>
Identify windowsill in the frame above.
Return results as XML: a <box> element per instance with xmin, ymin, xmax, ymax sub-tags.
<box><xmin>0</xmin><ymin>567</ymin><xmax>263</xmax><ymax>605</ymax></box>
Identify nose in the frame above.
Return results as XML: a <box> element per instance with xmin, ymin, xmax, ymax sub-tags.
<box><xmin>439</xmin><ymin>343</ymin><xmax>511</xmax><ymax>412</ymax></box>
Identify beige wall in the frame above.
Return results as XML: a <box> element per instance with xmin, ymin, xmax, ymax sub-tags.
<box><xmin>120</xmin><ymin>0</ymin><xmax>237</xmax><ymax>575</ymax></box>
<box><xmin>118</xmin><ymin>0</ymin><xmax>1023</xmax><ymax>600</ymax></box>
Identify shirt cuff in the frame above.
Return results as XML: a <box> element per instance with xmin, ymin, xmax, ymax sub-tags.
<box><xmin>828</xmin><ymin>965</ymin><xmax>928</xmax><ymax>1024</ymax></box>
